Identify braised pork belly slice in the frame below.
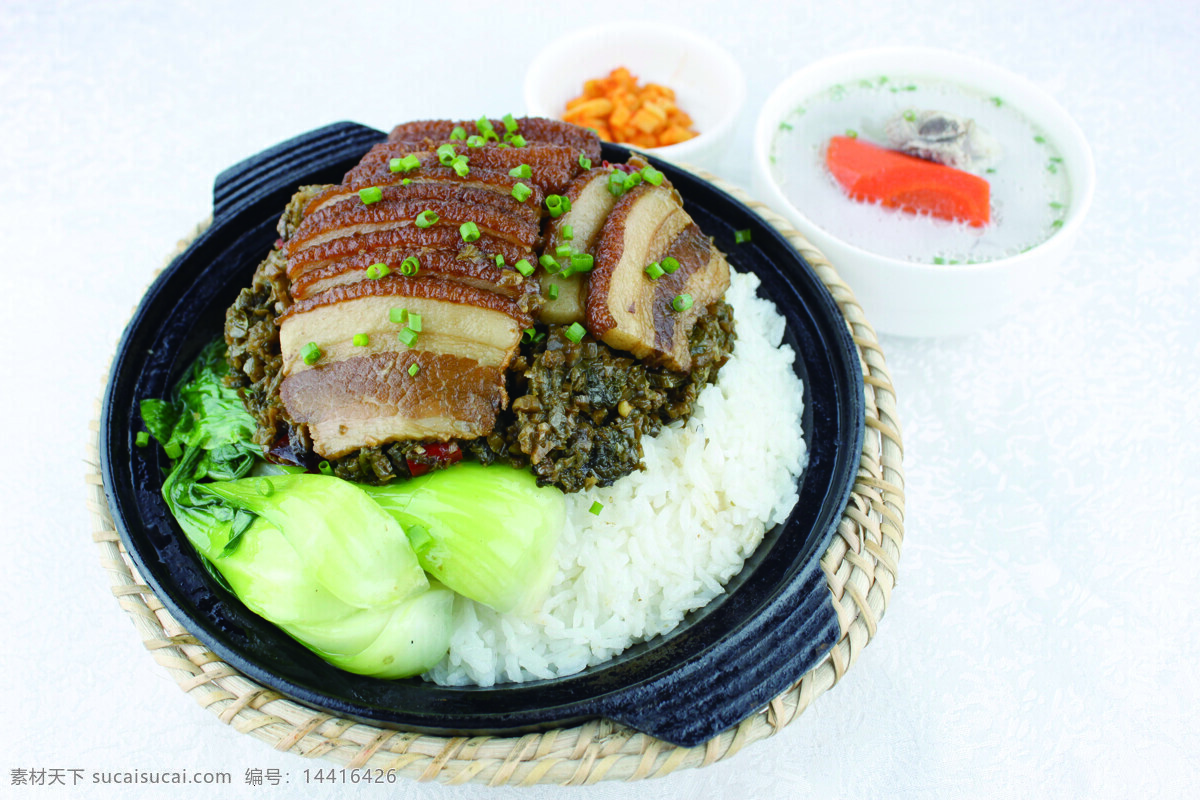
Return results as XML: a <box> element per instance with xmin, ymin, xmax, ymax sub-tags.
<box><xmin>538</xmin><ymin>167</ymin><xmax>622</xmax><ymax>324</ymax></box>
<box><xmin>303</xmin><ymin>169</ymin><xmax>544</xmax><ymax>221</ymax></box>
<box><xmin>586</xmin><ymin>183</ymin><xmax>731</xmax><ymax>372</ymax></box>
<box><xmin>285</xmin><ymin>196</ymin><xmax>540</xmax><ymax>258</ymax></box>
<box><xmin>291</xmin><ymin>250</ymin><xmax>539</xmax><ymax>310</ymax></box>
<box><xmin>278</xmin><ymin>277</ymin><xmax>529</xmax><ymax>458</ymax></box>
<box><xmin>387</xmin><ymin>117</ymin><xmax>601</xmax><ymax>164</ymax></box>
<box><xmin>286</xmin><ymin>228</ymin><xmax>533</xmax><ymax>284</ymax></box>
<box><xmin>350</xmin><ymin>142</ymin><xmax>581</xmax><ymax>195</ymax></box>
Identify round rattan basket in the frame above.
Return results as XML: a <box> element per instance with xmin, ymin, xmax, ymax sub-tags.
<box><xmin>85</xmin><ymin>174</ymin><xmax>904</xmax><ymax>786</ymax></box>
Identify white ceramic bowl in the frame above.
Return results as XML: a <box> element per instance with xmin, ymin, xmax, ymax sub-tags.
<box><xmin>752</xmin><ymin>47</ymin><xmax>1095</xmax><ymax>338</ymax></box>
<box><xmin>524</xmin><ymin>23</ymin><xmax>745</xmax><ymax>173</ymax></box>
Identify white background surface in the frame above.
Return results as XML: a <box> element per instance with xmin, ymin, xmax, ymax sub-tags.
<box><xmin>2</xmin><ymin>0</ymin><xmax>1197</xmax><ymax>797</ymax></box>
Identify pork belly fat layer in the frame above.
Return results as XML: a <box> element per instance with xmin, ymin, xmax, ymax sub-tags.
<box><xmin>290</xmin><ymin>251</ymin><xmax>532</xmax><ymax>303</ymax></box>
<box><xmin>587</xmin><ymin>184</ymin><xmax>730</xmax><ymax>371</ymax></box>
<box><xmin>538</xmin><ymin>168</ymin><xmax>621</xmax><ymax>324</ymax></box>
<box><xmin>279</xmin><ymin>351</ymin><xmax>507</xmax><ymax>457</ymax></box>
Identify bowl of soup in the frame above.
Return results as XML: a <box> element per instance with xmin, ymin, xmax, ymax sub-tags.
<box><xmin>752</xmin><ymin>47</ymin><xmax>1095</xmax><ymax>337</ymax></box>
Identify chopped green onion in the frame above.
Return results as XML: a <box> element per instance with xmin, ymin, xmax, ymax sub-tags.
<box><xmin>539</xmin><ymin>254</ymin><xmax>560</xmax><ymax>273</ymax></box>
<box><xmin>163</xmin><ymin>441</ymin><xmax>182</xmax><ymax>460</ymax></box>
<box><xmin>579</xmin><ymin>152</ymin><xmax>592</xmax><ymax>170</ymax></box>
<box><xmin>734</xmin><ymin>228</ymin><xmax>752</xmax><ymax>244</ymax></box>
<box><xmin>641</xmin><ymin>166</ymin><xmax>664</xmax><ymax>186</ymax></box>
<box><xmin>991</xmin><ymin>96</ymin><xmax>1004</xmax><ymax>107</ymax></box>
<box><xmin>564</xmin><ymin>322</ymin><xmax>586</xmax><ymax>343</ymax></box>
<box><xmin>562</xmin><ymin>224</ymin><xmax>574</xmax><ymax>240</ymax></box>
<box><xmin>1047</xmin><ymin>163</ymin><xmax>1058</xmax><ymax>174</ymax></box>
<box><xmin>466</xmin><ymin>135</ymin><xmax>486</xmax><ymax>148</ymax></box>
<box><xmin>985</xmin><ymin>168</ymin><xmax>997</xmax><ymax>175</ymax></box>
<box><xmin>402</xmin><ymin>178</ymin><xmax>413</xmax><ymax>185</ymax></box>
<box><xmin>607</xmin><ymin>170</ymin><xmax>627</xmax><ymax>197</ymax></box>
<box><xmin>1034</xmin><ymin>135</ymin><xmax>1046</xmax><ymax>144</ymax></box>
<box><xmin>933</xmin><ymin>256</ymin><xmax>946</xmax><ymax>265</ymax></box>
<box><xmin>301</xmin><ymin>341</ymin><xmax>322</xmax><ymax>365</ymax></box>
<box><xmin>514</xmin><ymin>258</ymin><xmax>534</xmax><ymax>276</ymax></box>
<box><xmin>671</xmin><ymin>293</ymin><xmax>693</xmax><ymax>313</ymax></box>
<box><xmin>569</xmin><ymin>253</ymin><xmax>593</xmax><ymax>272</ymax></box>
<box><xmin>845</xmin><ymin>129</ymin><xmax>858</xmax><ymax>139</ymax></box>
<box><xmin>318</xmin><ymin>461</ymin><xmax>333</xmax><ymax>476</ymax></box>
<box><xmin>588</xmin><ymin>501</ymin><xmax>603</xmax><ymax>515</ymax></box>
<box><xmin>508</xmin><ymin>134</ymin><xmax>527</xmax><ymax>147</ymax></box>
<box><xmin>436</xmin><ymin>143</ymin><xmax>458</xmax><ymax>165</ymax></box>
<box><xmin>366</xmin><ymin>262</ymin><xmax>391</xmax><ymax>279</ymax></box>
<box><xmin>407</xmin><ymin>313</ymin><xmax>422</xmax><ymax>332</ymax></box>
<box><xmin>545</xmin><ymin>195</ymin><xmax>566</xmax><ymax>217</ymax></box>
<box><xmin>903</xmin><ymin>109</ymin><xmax>916</xmax><ymax>122</ymax></box>
<box><xmin>661</xmin><ymin>256</ymin><xmax>680</xmax><ymax>273</ymax></box>
<box><xmin>502</xmin><ymin>113</ymin><xmax>518</xmax><ymax>133</ymax></box>
<box><xmin>400</xmin><ymin>256</ymin><xmax>420</xmax><ymax>276</ymax></box>
<box><xmin>353</xmin><ymin>333</ymin><xmax>369</xmax><ymax>347</ymax></box>
<box><xmin>495</xmin><ymin>254</ymin><xmax>505</xmax><ymax>267</ymax></box>
<box><xmin>451</xmin><ymin>155</ymin><xmax>470</xmax><ymax>176</ymax></box>
<box><xmin>460</xmin><ymin>221</ymin><xmax>481</xmax><ymax>242</ymax></box>
<box><xmin>390</xmin><ymin>155</ymin><xmax>419</xmax><ymax>173</ymax></box>
<box><xmin>511</xmin><ymin>182</ymin><xmax>533</xmax><ymax>202</ymax></box>
<box><xmin>135</xmin><ymin>431</ymin><xmax>150</xmax><ymax>447</ymax></box>
<box><xmin>622</xmin><ymin>171</ymin><xmax>643</xmax><ymax>191</ymax></box>
<box><xmin>398</xmin><ymin>328</ymin><xmax>419</xmax><ymax>348</ymax></box>
<box><xmin>779</xmin><ymin>121</ymin><xmax>793</xmax><ymax>131</ymax></box>
<box><xmin>644</xmin><ymin>262</ymin><xmax>664</xmax><ymax>280</ymax></box>
<box><xmin>408</xmin><ymin>362</ymin><xmax>420</xmax><ymax>377</ymax></box>
<box><xmin>1051</xmin><ymin>219</ymin><xmax>1064</xmax><ymax>228</ymax></box>
<box><xmin>415</xmin><ymin>209</ymin><xmax>439</xmax><ymax>228</ymax></box>
<box><xmin>449</xmin><ymin>126</ymin><xmax>467</xmax><ymax>141</ymax></box>
<box><xmin>1050</xmin><ymin>156</ymin><xmax>1064</xmax><ymax>163</ymax></box>
<box><xmin>546</xmin><ymin>283</ymin><xmax>559</xmax><ymax>300</ymax></box>
<box><xmin>554</xmin><ymin>243</ymin><xmax>573</xmax><ymax>259</ymax></box>
<box><xmin>1049</xmin><ymin>201</ymin><xmax>1064</xmax><ymax>210</ymax></box>
<box><xmin>509</xmin><ymin>164</ymin><xmax>532</xmax><ymax>179</ymax></box>
<box><xmin>389</xmin><ymin>307</ymin><xmax>408</xmax><ymax>324</ymax></box>
<box><xmin>477</xmin><ymin>116</ymin><xmax>499</xmax><ymax>141</ymax></box>
<box><xmin>522</xmin><ymin>327</ymin><xmax>536</xmax><ymax>342</ymax></box>
<box><xmin>359</xmin><ymin>186</ymin><xmax>383</xmax><ymax>204</ymax></box>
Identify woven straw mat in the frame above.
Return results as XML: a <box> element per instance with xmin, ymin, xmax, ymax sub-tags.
<box><xmin>85</xmin><ymin>173</ymin><xmax>905</xmax><ymax>786</ymax></box>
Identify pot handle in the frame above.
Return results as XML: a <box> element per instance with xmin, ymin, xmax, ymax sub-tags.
<box><xmin>212</xmin><ymin>121</ymin><xmax>386</xmax><ymax>221</ymax></box>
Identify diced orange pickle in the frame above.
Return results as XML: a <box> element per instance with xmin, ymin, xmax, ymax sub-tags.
<box><xmin>561</xmin><ymin>67</ymin><xmax>699</xmax><ymax>147</ymax></box>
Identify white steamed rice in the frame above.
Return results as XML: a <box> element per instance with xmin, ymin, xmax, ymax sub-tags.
<box><xmin>423</xmin><ymin>269</ymin><xmax>807</xmax><ymax>686</ymax></box>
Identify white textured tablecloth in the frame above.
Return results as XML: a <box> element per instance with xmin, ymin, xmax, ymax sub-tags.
<box><xmin>3</xmin><ymin>1</ymin><xmax>1197</xmax><ymax>797</ymax></box>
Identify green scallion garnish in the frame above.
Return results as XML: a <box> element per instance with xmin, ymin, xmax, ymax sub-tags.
<box><xmin>579</xmin><ymin>152</ymin><xmax>592</xmax><ymax>170</ymax></box>
<box><xmin>437</xmin><ymin>143</ymin><xmax>458</xmax><ymax>165</ymax></box>
<box><xmin>562</xmin><ymin>224</ymin><xmax>574</xmax><ymax>240</ymax></box>
<box><xmin>511</xmin><ymin>182</ymin><xmax>533</xmax><ymax>202</ymax></box>
<box><xmin>508</xmin><ymin>134</ymin><xmax>527</xmax><ymax>147</ymax></box>
<box><xmin>477</xmin><ymin>116</ymin><xmax>499</xmax><ymax>141</ymax></box>
<box><xmin>407</xmin><ymin>312</ymin><xmax>422</xmax><ymax>332</ymax></box>
<box><xmin>546</xmin><ymin>195</ymin><xmax>566</xmax><ymax>217</ymax></box>
<box><xmin>1034</xmin><ymin>135</ymin><xmax>1046</xmax><ymax>144</ymax></box>
<box><xmin>589</xmin><ymin>501</ymin><xmax>603</xmax><ymax>515</ymax></box>
<box><xmin>389</xmin><ymin>307</ymin><xmax>408</xmax><ymax>324</ymax></box>
<box><xmin>466</xmin><ymin>135</ymin><xmax>486</xmax><ymax>148</ymax></box>
<box><xmin>353</xmin><ymin>333</ymin><xmax>369</xmax><ymax>347</ymax></box>
<box><xmin>451</xmin><ymin>155</ymin><xmax>470</xmax><ymax>176</ymax></box>
<box><xmin>661</xmin><ymin>256</ymin><xmax>680</xmax><ymax>273</ymax></box>
<box><xmin>903</xmin><ymin>109</ymin><xmax>916</xmax><ymax>122</ymax></box>
<box><xmin>845</xmin><ymin>129</ymin><xmax>858</xmax><ymax>139</ymax></box>
<box><xmin>359</xmin><ymin>186</ymin><xmax>383</xmax><ymax>204</ymax></box>
<box><xmin>450</xmin><ymin>126</ymin><xmax>467</xmax><ymax>141</ymax></box>
<box><xmin>408</xmin><ymin>362</ymin><xmax>420</xmax><ymax>377</ymax></box>
<box><xmin>390</xmin><ymin>154</ymin><xmax>421</xmax><ymax>172</ymax></box>
<box><xmin>564</xmin><ymin>322</ymin><xmax>586</xmax><ymax>343</ymax></box>
<box><xmin>641</xmin><ymin>166</ymin><xmax>664</xmax><ymax>186</ymax></box>
<box><xmin>163</xmin><ymin>441</ymin><xmax>183</xmax><ymax>460</ymax></box>
<box><xmin>622</xmin><ymin>171</ymin><xmax>643</xmax><ymax>192</ymax></box>
<box><xmin>366</xmin><ymin>262</ymin><xmax>391</xmax><ymax>279</ymax></box>
<box><xmin>547</xmin><ymin>283</ymin><xmax>559</xmax><ymax>300</ymax></box>
<box><xmin>301</xmin><ymin>341</ymin><xmax>322</xmax><ymax>365</ymax></box>
<box><xmin>645</xmin><ymin>262</ymin><xmax>664</xmax><ymax>280</ymax></box>
<box><xmin>514</xmin><ymin>258</ymin><xmax>534</xmax><ymax>276</ymax></box>
<box><xmin>400</xmin><ymin>256</ymin><xmax>420</xmax><ymax>276</ymax></box>
<box><xmin>502</xmin><ymin>113</ymin><xmax>518</xmax><ymax>134</ymax></box>
<box><xmin>135</xmin><ymin>431</ymin><xmax>150</xmax><ymax>447</ymax></box>
<box><xmin>539</xmin><ymin>254</ymin><xmax>560</xmax><ymax>273</ymax></box>
<box><xmin>398</xmin><ymin>328</ymin><xmax>419</xmax><ymax>348</ymax></box>
<box><xmin>671</xmin><ymin>293</ymin><xmax>693</xmax><ymax>313</ymax></box>
<box><xmin>460</xmin><ymin>221</ymin><xmax>481</xmax><ymax>242</ymax></box>
<box><xmin>495</xmin><ymin>254</ymin><xmax>505</xmax><ymax>267</ymax></box>
<box><xmin>554</xmin><ymin>243</ymin><xmax>573</xmax><ymax>259</ymax></box>
<box><xmin>734</xmin><ymin>228</ymin><xmax>752</xmax><ymax>244</ymax></box>
<box><xmin>415</xmin><ymin>209</ymin><xmax>439</xmax><ymax>228</ymax></box>
<box><xmin>607</xmin><ymin>170</ymin><xmax>627</xmax><ymax>197</ymax></box>
<box><xmin>318</xmin><ymin>461</ymin><xmax>333</xmax><ymax>476</ymax></box>
<box><xmin>509</xmin><ymin>164</ymin><xmax>532</xmax><ymax>179</ymax></box>
<box><xmin>569</xmin><ymin>253</ymin><xmax>593</xmax><ymax>272</ymax></box>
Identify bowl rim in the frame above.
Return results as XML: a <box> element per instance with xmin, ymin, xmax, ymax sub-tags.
<box><xmin>752</xmin><ymin>45</ymin><xmax>1096</xmax><ymax>276</ymax></box>
<box><xmin>523</xmin><ymin>21</ymin><xmax>746</xmax><ymax>159</ymax></box>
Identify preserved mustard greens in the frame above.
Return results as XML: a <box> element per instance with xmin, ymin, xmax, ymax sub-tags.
<box><xmin>140</xmin><ymin>340</ymin><xmax>564</xmax><ymax>679</ymax></box>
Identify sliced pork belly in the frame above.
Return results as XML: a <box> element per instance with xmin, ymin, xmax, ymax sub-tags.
<box><xmin>586</xmin><ymin>183</ymin><xmax>731</xmax><ymax>372</ymax></box>
<box><xmin>278</xmin><ymin>277</ymin><xmax>529</xmax><ymax>458</ymax></box>
<box><xmin>304</xmin><ymin>168</ymin><xmax>545</xmax><ymax>221</ymax></box>
<box><xmin>291</xmin><ymin>250</ymin><xmax>539</xmax><ymax>309</ymax></box>
<box><xmin>350</xmin><ymin>142</ymin><xmax>581</xmax><ymax>194</ymax></box>
<box><xmin>537</xmin><ymin>167</ymin><xmax>621</xmax><ymax>324</ymax></box>
<box><xmin>387</xmin><ymin>117</ymin><xmax>601</xmax><ymax>164</ymax></box>
<box><xmin>285</xmin><ymin>196</ymin><xmax>539</xmax><ymax>258</ymax></box>
<box><xmin>285</xmin><ymin>228</ymin><xmax>533</xmax><ymax>284</ymax></box>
